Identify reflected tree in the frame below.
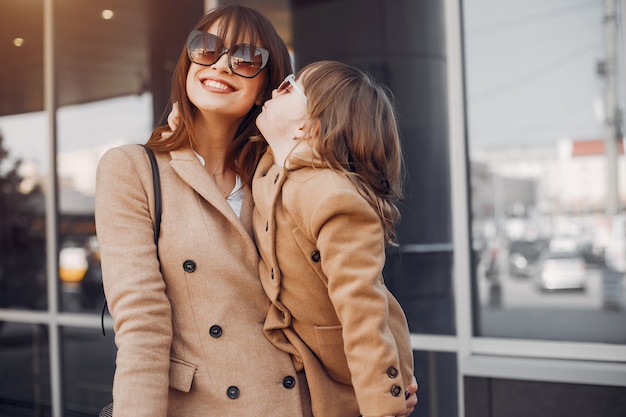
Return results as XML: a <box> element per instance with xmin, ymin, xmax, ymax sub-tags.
<box><xmin>0</xmin><ymin>130</ymin><xmax>46</xmax><ymax>309</ymax></box>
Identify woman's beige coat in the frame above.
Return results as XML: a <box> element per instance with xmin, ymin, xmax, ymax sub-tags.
<box><xmin>95</xmin><ymin>145</ymin><xmax>307</xmax><ymax>417</ymax></box>
<box><xmin>252</xmin><ymin>150</ymin><xmax>414</xmax><ymax>417</ymax></box>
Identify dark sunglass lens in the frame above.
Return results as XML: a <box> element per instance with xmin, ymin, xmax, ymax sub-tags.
<box><xmin>190</xmin><ymin>48</ymin><xmax>218</xmax><ymax>65</ymax></box>
<box><xmin>188</xmin><ymin>33</ymin><xmax>220</xmax><ymax>65</ymax></box>
<box><xmin>277</xmin><ymin>80</ymin><xmax>290</xmax><ymax>93</ymax></box>
<box><xmin>230</xmin><ymin>45</ymin><xmax>267</xmax><ymax>77</ymax></box>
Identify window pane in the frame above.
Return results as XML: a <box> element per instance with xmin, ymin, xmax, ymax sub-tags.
<box><xmin>56</xmin><ymin>96</ymin><xmax>153</xmax><ymax>313</ymax></box>
<box><xmin>54</xmin><ymin>0</ymin><xmax>154</xmax><ymax>313</ymax></box>
<box><xmin>464</xmin><ymin>1</ymin><xmax>626</xmax><ymax>343</ymax></box>
<box><xmin>412</xmin><ymin>350</ymin><xmax>458</xmax><ymax>417</ymax></box>
<box><xmin>62</xmin><ymin>327</ymin><xmax>115</xmax><ymax>416</ymax></box>
<box><xmin>0</xmin><ymin>0</ymin><xmax>47</xmax><ymax>311</ymax></box>
<box><xmin>0</xmin><ymin>323</ymin><xmax>51</xmax><ymax>415</ymax></box>
<box><xmin>465</xmin><ymin>376</ymin><xmax>626</xmax><ymax>417</ymax></box>
<box><xmin>386</xmin><ymin>250</ymin><xmax>456</xmax><ymax>335</ymax></box>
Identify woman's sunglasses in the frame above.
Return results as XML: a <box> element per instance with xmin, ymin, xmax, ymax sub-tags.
<box><xmin>186</xmin><ymin>31</ymin><xmax>269</xmax><ymax>78</ymax></box>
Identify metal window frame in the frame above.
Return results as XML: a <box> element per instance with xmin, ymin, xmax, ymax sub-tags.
<box><xmin>442</xmin><ymin>1</ymin><xmax>626</xmax><ymax>416</ymax></box>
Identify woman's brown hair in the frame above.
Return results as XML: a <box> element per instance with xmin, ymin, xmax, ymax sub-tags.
<box><xmin>294</xmin><ymin>61</ymin><xmax>405</xmax><ymax>245</ymax></box>
<box><xmin>145</xmin><ymin>5</ymin><xmax>292</xmax><ymax>185</ymax></box>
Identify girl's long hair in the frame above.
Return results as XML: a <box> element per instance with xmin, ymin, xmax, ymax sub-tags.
<box><xmin>295</xmin><ymin>61</ymin><xmax>405</xmax><ymax>246</ymax></box>
<box><xmin>145</xmin><ymin>5</ymin><xmax>292</xmax><ymax>186</ymax></box>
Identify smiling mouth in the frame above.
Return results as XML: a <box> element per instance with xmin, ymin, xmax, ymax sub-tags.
<box><xmin>202</xmin><ymin>78</ymin><xmax>232</xmax><ymax>91</ymax></box>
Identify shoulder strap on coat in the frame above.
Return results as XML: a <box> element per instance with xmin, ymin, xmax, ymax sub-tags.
<box><xmin>142</xmin><ymin>145</ymin><xmax>162</xmax><ymax>248</ymax></box>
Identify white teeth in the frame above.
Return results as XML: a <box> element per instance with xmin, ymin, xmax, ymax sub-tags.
<box><xmin>203</xmin><ymin>79</ymin><xmax>228</xmax><ymax>90</ymax></box>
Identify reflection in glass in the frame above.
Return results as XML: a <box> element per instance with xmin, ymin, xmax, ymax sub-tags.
<box><xmin>464</xmin><ymin>1</ymin><xmax>626</xmax><ymax>343</ymax></box>
<box><xmin>0</xmin><ymin>323</ymin><xmax>51</xmax><ymax>415</ymax></box>
<box><xmin>53</xmin><ymin>0</ymin><xmax>154</xmax><ymax>314</ymax></box>
<box><xmin>386</xmin><ymin>250</ymin><xmax>456</xmax><ymax>335</ymax></box>
<box><xmin>0</xmin><ymin>0</ymin><xmax>47</xmax><ymax>311</ymax></box>
<box><xmin>0</xmin><ymin>118</ymin><xmax>48</xmax><ymax>311</ymax></box>
<box><xmin>62</xmin><ymin>326</ymin><xmax>115</xmax><ymax>416</ymax></box>
<box><xmin>56</xmin><ymin>95</ymin><xmax>153</xmax><ymax>313</ymax></box>
<box><xmin>412</xmin><ymin>350</ymin><xmax>458</xmax><ymax>417</ymax></box>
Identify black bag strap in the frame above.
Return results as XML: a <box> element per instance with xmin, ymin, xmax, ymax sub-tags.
<box><xmin>143</xmin><ymin>145</ymin><xmax>162</xmax><ymax>248</ymax></box>
<box><xmin>100</xmin><ymin>145</ymin><xmax>162</xmax><ymax>335</ymax></box>
<box><xmin>142</xmin><ymin>145</ymin><xmax>163</xmax><ymax>247</ymax></box>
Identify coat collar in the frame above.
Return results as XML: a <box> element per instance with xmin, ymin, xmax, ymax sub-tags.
<box><xmin>168</xmin><ymin>148</ymin><xmax>255</xmax><ymax>239</ymax></box>
<box><xmin>258</xmin><ymin>144</ymin><xmax>325</xmax><ymax>175</ymax></box>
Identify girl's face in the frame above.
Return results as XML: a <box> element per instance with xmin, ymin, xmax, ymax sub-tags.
<box><xmin>256</xmin><ymin>73</ymin><xmax>308</xmax><ymax>143</ymax></box>
<box><xmin>186</xmin><ymin>21</ymin><xmax>267</xmax><ymax>121</ymax></box>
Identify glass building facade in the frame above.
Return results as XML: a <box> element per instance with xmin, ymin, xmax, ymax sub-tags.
<box><xmin>0</xmin><ymin>0</ymin><xmax>624</xmax><ymax>416</ymax></box>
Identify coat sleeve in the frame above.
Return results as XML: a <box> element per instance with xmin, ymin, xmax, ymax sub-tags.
<box><xmin>95</xmin><ymin>146</ymin><xmax>172</xmax><ymax>417</ymax></box>
<box><xmin>307</xmin><ymin>187</ymin><xmax>411</xmax><ymax>417</ymax></box>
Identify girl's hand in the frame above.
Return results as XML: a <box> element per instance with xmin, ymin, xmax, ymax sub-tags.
<box><xmin>366</xmin><ymin>375</ymin><xmax>417</xmax><ymax>417</ymax></box>
<box><xmin>167</xmin><ymin>102</ymin><xmax>179</xmax><ymax>131</ymax></box>
<box><xmin>375</xmin><ymin>376</ymin><xmax>419</xmax><ymax>417</ymax></box>
<box><xmin>160</xmin><ymin>102</ymin><xmax>179</xmax><ymax>139</ymax></box>
<box><xmin>398</xmin><ymin>376</ymin><xmax>418</xmax><ymax>416</ymax></box>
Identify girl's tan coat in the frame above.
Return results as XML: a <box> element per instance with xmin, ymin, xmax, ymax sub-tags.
<box><xmin>95</xmin><ymin>145</ymin><xmax>306</xmax><ymax>417</ymax></box>
<box><xmin>252</xmin><ymin>150</ymin><xmax>414</xmax><ymax>417</ymax></box>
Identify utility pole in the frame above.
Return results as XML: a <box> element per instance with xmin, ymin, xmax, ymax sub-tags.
<box><xmin>621</xmin><ymin>0</ymin><xmax>626</xmax><ymax>147</ymax></box>
<box><xmin>604</xmin><ymin>0</ymin><xmax>620</xmax><ymax>216</ymax></box>
<box><xmin>600</xmin><ymin>0</ymin><xmax>625</xmax><ymax>311</ymax></box>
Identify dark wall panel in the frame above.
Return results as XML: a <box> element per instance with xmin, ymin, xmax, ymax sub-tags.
<box><xmin>466</xmin><ymin>376</ymin><xmax>626</xmax><ymax>417</ymax></box>
<box><xmin>149</xmin><ymin>0</ymin><xmax>204</xmax><ymax>127</ymax></box>
<box><xmin>290</xmin><ymin>0</ymin><xmax>454</xmax><ymax>335</ymax></box>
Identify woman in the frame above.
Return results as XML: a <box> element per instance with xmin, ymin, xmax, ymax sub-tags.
<box><xmin>96</xmin><ymin>6</ymin><xmax>308</xmax><ymax>416</ymax></box>
<box><xmin>253</xmin><ymin>61</ymin><xmax>414</xmax><ymax>417</ymax></box>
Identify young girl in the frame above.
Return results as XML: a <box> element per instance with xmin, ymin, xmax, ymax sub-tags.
<box><xmin>253</xmin><ymin>61</ymin><xmax>415</xmax><ymax>417</ymax></box>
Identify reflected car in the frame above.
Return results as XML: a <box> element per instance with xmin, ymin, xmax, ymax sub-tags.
<box><xmin>535</xmin><ymin>251</ymin><xmax>586</xmax><ymax>291</ymax></box>
<box><xmin>508</xmin><ymin>239</ymin><xmax>544</xmax><ymax>278</ymax></box>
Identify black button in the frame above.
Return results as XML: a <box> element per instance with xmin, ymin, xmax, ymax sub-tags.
<box><xmin>183</xmin><ymin>260</ymin><xmax>196</xmax><ymax>272</ymax></box>
<box><xmin>226</xmin><ymin>386</ymin><xmax>240</xmax><ymax>399</ymax></box>
<box><xmin>387</xmin><ymin>366</ymin><xmax>399</xmax><ymax>378</ymax></box>
<box><xmin>271</xmin><ymin>269</ymin><xmax>274</xmax><ymax>280</ymax></box>
<box><xmin>310</xmin><ymin>250</ymin><xmax>321</xmax><ymax>262</ymax></box>
<box><xmin>274</xmin><ymin>173</ymin><xmax>280</xmax><ymax>183</ymax></box>
<box><xmin>265</xmin><ymin>221</ymin><xmax>269</xmax><ymax>231</ymax></box>
<box><xmin>209</xmin><ymin>325</ymin><xmax>222</xmax><ymax>338</ymax></box>
<box><xmin>283</xmin><ymin>376</ymin><xmax>296</xmax><ymax>389</ymax></box>
<box><xmin>390</xmin><ymin>385</ymin><xmax>402</xmax><ymax>397</ymax></box>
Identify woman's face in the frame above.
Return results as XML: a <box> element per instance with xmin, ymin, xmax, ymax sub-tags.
<box><xmin>186</xmin><ymin>21</ymin><xmax>267</xmax><ymax>122</ymax></box>
<box><xmin>256</xmin><ymin>74</ymin><xmax>308</xmax><ymax>143</ymax></box>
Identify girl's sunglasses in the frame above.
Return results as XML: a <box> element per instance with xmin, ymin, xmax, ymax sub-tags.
<box><xmin>186</xmin><ymin>31</ymin><xmax>269</xmax><ymax>78</ymax></box>
<box><xmin>277</xmin><ymin>74</ymin><xmax>308</xmax><ymax>102</ymax></box>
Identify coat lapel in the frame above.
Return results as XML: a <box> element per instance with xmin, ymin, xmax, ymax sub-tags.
<box><xmin>168</xmin><ymin>148</ymin><xmax>255</xmax><ymax>241</ymax></box>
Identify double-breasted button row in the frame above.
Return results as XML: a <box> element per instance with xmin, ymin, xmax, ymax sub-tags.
<box><xmin>225</xmin><ymin>375</ymin><xmax>295</xmax><ymax>401</ymax></box>
<box><xmin>182</xmin><ymin>260</ymin><xmax>196</xmax><ymax>272</ymax></box>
